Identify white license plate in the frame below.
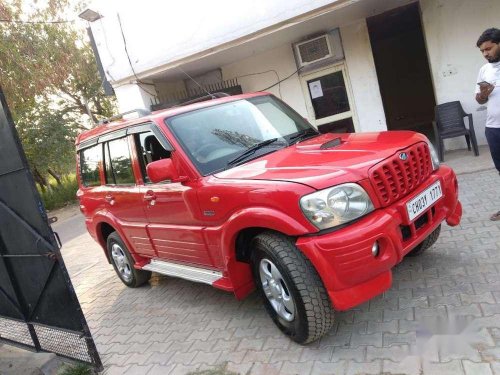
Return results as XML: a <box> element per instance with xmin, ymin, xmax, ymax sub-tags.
<box><xmin>406</xmin><ymin>181</ymin><xmax>443</xmax><ymax>221</ymax></box>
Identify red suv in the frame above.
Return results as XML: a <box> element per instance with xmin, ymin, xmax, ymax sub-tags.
<box><xmin>76</xmin><ymin>92</ymin><xmax>462</xmax><ymax>343</ymax></box>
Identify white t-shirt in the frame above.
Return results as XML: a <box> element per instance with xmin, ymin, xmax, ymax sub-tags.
<box><xmin>476</xmin><ymin>61</ymin><xmax>500</xmax><ymax>128</ymax></box>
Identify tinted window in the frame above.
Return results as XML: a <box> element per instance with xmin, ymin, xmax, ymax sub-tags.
<box><xmin>105</xmin><ymin>137</ymin><xmax>135</xmax><ymax>185</ymax></box>
<box><xmin>80</xmin><ymin>144</ymin><xmax>102</xmax><ymax>187</ymax></box>
<box><xmin>134</xmin><ymin>131</ymin><xmax>171</xmax><ymax>183</ymax></box>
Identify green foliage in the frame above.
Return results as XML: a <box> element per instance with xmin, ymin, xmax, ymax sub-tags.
<box><xmin>39</xmin><ymin>174</ymin><xmax>78</xmax><ymax>211</ymax></box>
<box><xmin>0</xmin><ymin>0</ymin><xmax>116</xmax><ymax>190</ymax></box>
<box><xmin>58</xmin><ymin>363</ymin><xmax>93</xmax><ymax>375</ymax></box>
<box><xmin>17</xmin><ymin>107</ymin><xmax>78</xmax><ymax>177</ymax></box>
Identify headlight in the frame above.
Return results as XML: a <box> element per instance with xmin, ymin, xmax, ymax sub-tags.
<box><xmin>300</xmin><ymin>183</ymin><xmax>374</xmax><ymax>230</ymax></box>
<box><xmin>426</xmin><ymin>139</ymin><xmax>440</xmax><ymax>171</ymax></box>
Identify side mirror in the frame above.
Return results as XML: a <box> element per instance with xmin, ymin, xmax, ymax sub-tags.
<box><xmin>146</xmin><ymin>159</ymin><xmax>187</xmax><ymax>183</ymax></box>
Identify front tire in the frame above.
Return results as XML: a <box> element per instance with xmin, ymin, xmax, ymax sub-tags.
<box><xmin>107</xmin><ymin>232</ymin><xmax>151</xmax><ymax>287</ymax></box>
<box><xmin>251</xmin><ymin>232</ymin><xmax>334</xmax><ymax>344</ymax></box>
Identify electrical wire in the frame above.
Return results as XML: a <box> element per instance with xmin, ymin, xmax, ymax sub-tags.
<box><xmin>116</xmin><ymin>13</ymin><xmax>157</xmax><ymax>97</ymax></box>
<box><xmin>0</xmin><ymin>18</ymin><xmax>74</xmax><ymax>24</ymax></box>
<box><xmin>231</xmin><ymin>70</ymin><xmax>282</xmax><ymax>98</ymax></box>
<box><xmin>259</xmin><ymin>66</ymin><xmax>304</xmax><ymax>92</ymax></box>
<box><xmin>176</xmin><ymin>66</ymin><xmax>216</xmax><ymax>99</ymax></box>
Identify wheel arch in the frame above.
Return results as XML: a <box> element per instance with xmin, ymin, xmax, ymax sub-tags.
<box><xmin>219</xmin><ymin>207</ymin><xmax>313</xmax><ymax>299</ymax></box>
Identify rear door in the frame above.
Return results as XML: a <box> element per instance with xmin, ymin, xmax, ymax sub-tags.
<box><xmin>100</xmin><ymin>133</ymin><xmax>155</xmax><ymax>257</ymax></box>
<box><xmin>131</xmin><ymin>129</ymin><xmax>215</xmax><ymax>267</ymax></box>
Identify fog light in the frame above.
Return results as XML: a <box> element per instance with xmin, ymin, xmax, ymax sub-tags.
<box><xmin>372</xmin><ymin>242</ymin><xmax>380</xmax><ymax>257</ymax></box>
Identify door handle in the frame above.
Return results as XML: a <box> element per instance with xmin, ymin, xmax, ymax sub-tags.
<box><xmin>105</xmin><ymin>194</ymin><xmax>115</xmax><ymax>205</ymax></box>
<box><xmin>144</xmin><ymin>191</ymin><xmax>156</xmax><ymax>202</ymax></box>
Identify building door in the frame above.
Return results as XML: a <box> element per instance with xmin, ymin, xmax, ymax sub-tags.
<box><xmin>300</xmin><ymin>64</ymin><xmax>357</xmax><ymax>133</ymax></box>
<box><xmin>367</xmin><ymin>2</ymin><xmax>436</xmax><ymax>141</ymax></box>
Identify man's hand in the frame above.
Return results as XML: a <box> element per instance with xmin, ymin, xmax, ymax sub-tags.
<box><xmin>476</xmin><ymin>82</ymin><xmax>494</xmax><ymax>104</ymax></box>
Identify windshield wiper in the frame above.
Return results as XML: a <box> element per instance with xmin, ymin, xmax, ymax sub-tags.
<box><xmin>288</xmin><ymin>128</ymin><xmax>319</xmax><ymax>144</ymax></box>
<box><xmin>227</xmin><ymin>138</ymin><xmax>283</xmax><ymax>166</ymax></box>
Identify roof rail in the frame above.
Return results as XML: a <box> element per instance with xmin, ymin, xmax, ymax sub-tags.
<box><xmin>98</xmin><ymin>108</ymin><xmax>151</xmax><ymax>125</ymax></box>
<box><xmin>178</xmin><ymin>92</ymin><xmax>230</xmax><ymax>107</ymax></box>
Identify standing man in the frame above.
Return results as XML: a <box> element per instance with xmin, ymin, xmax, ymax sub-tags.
<box><xmin>476</xmin><ymin>28</ymin><xmax>500</xmax><ymax>221</ymax></box>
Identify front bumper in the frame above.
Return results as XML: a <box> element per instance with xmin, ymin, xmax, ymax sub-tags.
<box><xmin>296</xmin><ymin>165</ymin><xmax>461</xmax><ymax>311</ymax></box>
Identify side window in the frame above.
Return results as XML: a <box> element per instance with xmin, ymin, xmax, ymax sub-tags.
<box><xmin>105</xmin><ymin>137</ymin><xmax>135</xmax><ymax>185</ymax></box>
<box><xmin>134</xmin><ymin>131</ymin><xmax>171</xmax><ymax>183</ymax></box>
<box><xmin>80</xmin><ymin>144</ymin><xmax>102</xmax><ymax>187</ymax></box>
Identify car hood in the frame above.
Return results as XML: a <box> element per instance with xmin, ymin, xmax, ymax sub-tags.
<box><xmin>214</xmin><ymin>131</ymin><xmax>427</xmax><ymax>190</ymax></box>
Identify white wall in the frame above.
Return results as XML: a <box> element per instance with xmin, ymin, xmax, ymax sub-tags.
<box><xmin>340</xmin><ymin>20</ymin><xmax>387</xmax><ymax>132</ymax></box>
<box><xmin>155</xmin><ymin>22</ymin><xmax>388</xmax><ymax>133</ymax></box>
<box><xmin>421</xmin><ymin>0</ymin><xmax>500</xmax><ymax>148</ymax></box>
<box><xmin>221</xmin><ymin>44</ymin><xmax>309</xmax><ymax>118</ymax></box>
<box><xmin>89</xmin><ymin>0</ymin><xmax>341</xmax><ymax>84</ymax></box>
<box><xmin>114</xmin><ymin>84</ymin><xmax>157</xmax><ymax>113</ymax></box>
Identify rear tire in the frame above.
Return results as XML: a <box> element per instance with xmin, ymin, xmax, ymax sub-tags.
<box><xmin>251</xmin><ymin>232</ymin><xmax>334</xmax><ymax>344</ymax></box>
<box><xmin>407</xmin><ymin>224</ymin><xmax>441</xmax><ymax>257</ymax></box>
<box><xmin>107</xmin><ymin>232</ymin><xmax>151</xmax><ymax>287</ymax></box>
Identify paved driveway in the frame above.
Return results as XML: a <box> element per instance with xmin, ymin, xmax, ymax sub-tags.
<box><xmin>54</xmin><ymin>169</ymin><xmax>500</xmax><ymax>375</ymax></box>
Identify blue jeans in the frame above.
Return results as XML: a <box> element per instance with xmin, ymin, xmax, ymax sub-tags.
<box><xmin>485</xmin><ymin>127</ymin><xmax>500</xmax><ymax>174</ymax></box>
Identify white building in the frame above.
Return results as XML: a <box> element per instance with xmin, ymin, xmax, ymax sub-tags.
<box><xmin>83</xmin><ymin>0</ymin><xmax>499</xmax><ymax>150</ymax></box>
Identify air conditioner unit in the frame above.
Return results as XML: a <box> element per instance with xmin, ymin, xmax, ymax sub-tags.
<box><xmin>293</xmin><ymin>29</ymin><xmax>344</xmax><ymax>71</ymax></box>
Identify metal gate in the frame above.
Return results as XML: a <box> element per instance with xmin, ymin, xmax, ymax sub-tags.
<box><xmin>0</xmin><ymin>87</ymin><xmax>102</xmax><ymax>370</ymax></box>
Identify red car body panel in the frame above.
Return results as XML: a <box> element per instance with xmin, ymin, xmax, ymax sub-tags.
<box><xmin>76</xmin><ymin>92</ymin><xmax>462</xmax><ymax>311</ymax></box>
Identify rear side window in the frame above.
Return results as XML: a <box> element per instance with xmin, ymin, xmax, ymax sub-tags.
<box><xmin>80</xmin><ymin>144</ymin><xmax>103</xmax><ymax>187</ymax></box>
<box><xmin>105</xmin><ymin>137</ymin><xmax>135</xmax><ymax>185</ymax></box>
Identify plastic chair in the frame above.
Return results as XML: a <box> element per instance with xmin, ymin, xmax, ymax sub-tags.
<box><xmin>433</xmin><ymin>101</ymin><xmax>479</xmax><ymax>162</ymax></box>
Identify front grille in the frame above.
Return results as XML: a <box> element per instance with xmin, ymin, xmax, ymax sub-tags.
<box><xmin>369</xmin><ymin>143</ymin><xmax>432</xmax><ymax>207</ymax></box>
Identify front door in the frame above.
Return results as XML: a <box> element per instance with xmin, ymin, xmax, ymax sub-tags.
<box><xmin>301</xmin><ymin>64</ymin><xmax>357</xmax><ymax>133</ymax></box>
<box><xmin>133</xmin><ymin>130</ymin><xmax>214</xmax><ymax>267</ymax></box>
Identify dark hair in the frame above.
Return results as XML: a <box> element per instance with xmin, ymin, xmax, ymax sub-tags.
<box><xmin>477</xmin><ymin>28</ymin><xmax>500</xmax><ymax>47</ymax></box>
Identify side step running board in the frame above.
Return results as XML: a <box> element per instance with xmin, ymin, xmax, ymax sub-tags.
<box><xmin>142</xmin><ymin>259</ymin><xmax>222</xmax><ymax>285</ymax></box>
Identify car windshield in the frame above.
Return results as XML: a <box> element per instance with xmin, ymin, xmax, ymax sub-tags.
<box><xmin>166</xmin><ymin>95</ymin><xmax>317</xmax><ymax>175</ymax></box>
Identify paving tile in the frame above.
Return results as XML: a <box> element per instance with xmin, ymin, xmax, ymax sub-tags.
<box><xmin>366</xmin><ymin>320</ymin><xmax>398</xmax><ymax>334</ymax></box>
<box><xmin>225</xmin><ymin>362</ymin><xmax>253</xmax><ymax>375</ymax></box>
<box><xmin>280</xmin><ymin>360</ymin><xmax>314</xmax><ymax>375</ymax></box>
<box><xmin>147</xmin><ymin>352</ymin><xmax>174</xmax><ymax>365</ymax></box>
<box><xmin>147</xmin><ymin>363</ymin><xmax>176</xmax><ymax>375</ymax></box>
<box><xmin>270</xmin><ymin>347</ymin><xmax>304</xmax><ymax>363</ymax></box>
<box><xmin>311</xmin><ymin>360</ymin><xmax>347</xmax><ymax>375</ymax></box>
<box><xmin>331</xmin><ymin>346</ymin><xmax>365</xmax><ymax>362</ymax></box>
<box><xmin>384</xmin><ymin>308</ymin><xmax>414</xmax><ymax>321</ymax></box>
<box><xmin>367</xmin><ymin>344</ymin><xmax>410</xmax><ymax>361</ymax></box>
<box><xmin>345</xmin><ymin>360</ymin><xmax>381</xmax><ymax>375</ymax></box>
<box><xmin>169</xmin><ymin>364</ymin><xmax>200</xmax><ymax>375</ymax></box>
<box><xmin>382</xmin><ymin>356</ymin><xmax>422</xmax><ymax>375</ymax></box>
<box><xmin>300</xmin><ymin>347</ymin><xmax>333</xmax><ymax>363</ymax></box>
<box><xmin>422</xmin><ymin>359</ymin><xmax>465</xmax><ymax>375</ymax></box>
<box><xmin>462</xmin><ymin>360</ymin><xmax>493</xmax><ymax>375</ymax></box>
<box><xmin>237</xmin><ymin>338</ymin><xmax>265</xmax><ymax>351</ymax></box>
<box><xmin>251</xmin><ymin>361</ymin><xmax>283</xmax><ymax>375</ymax></box>
<box><xmin>123</xmin><ymin>364</ymin><xmax>154</xmax><ymax>375</ymax></box>
<box><xmin>481</xmin><ymin>303</ymin><xmax>500</xmax><ymax>316</ymax></box>
<box><xmin>217</xmin><ymin>350</ymin><xmax>248</xmax><ymax>365</ymax></box>
<box><xmin>192</xmin><ymin>350</ymin><xmax>222</xmax><ymax>365</ymax></box>
<box><xmin>383</xmin><ymin>332</ymin><xmax>416</xmax><ymax>347</ymax></box>
<box><xmin>103</xmin><ymin>365</ymin><xmax>131</xmax><ymax>375</ymax></box>
<box><xmin>241</xmin><ymin>349</ymin><xmax>273</xmax><ymax>364</ymax></box>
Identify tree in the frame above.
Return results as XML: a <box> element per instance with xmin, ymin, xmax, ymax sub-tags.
<box><xmin>0</xmin><ymin>0</ymin><xmax>116</xmax><ymax>190</ymax></box>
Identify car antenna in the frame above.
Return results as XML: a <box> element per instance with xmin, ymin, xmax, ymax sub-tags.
<box><xmin>176</xmin><ymin>66</ymin><xmax>216</xmax><ymax>99</ymax></box>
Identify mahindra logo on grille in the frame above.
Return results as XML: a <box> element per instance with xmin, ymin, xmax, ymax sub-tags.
<box><xmin>399</xmin><ymin>152</ymin><xmax>408</xmax><ymax>161</ymax></box>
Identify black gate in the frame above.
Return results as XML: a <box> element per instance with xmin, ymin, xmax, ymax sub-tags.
<box><xmin>0</xmin><ymin>87</ymin><xmax>102</xmax><ymax>370</ymax></box>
